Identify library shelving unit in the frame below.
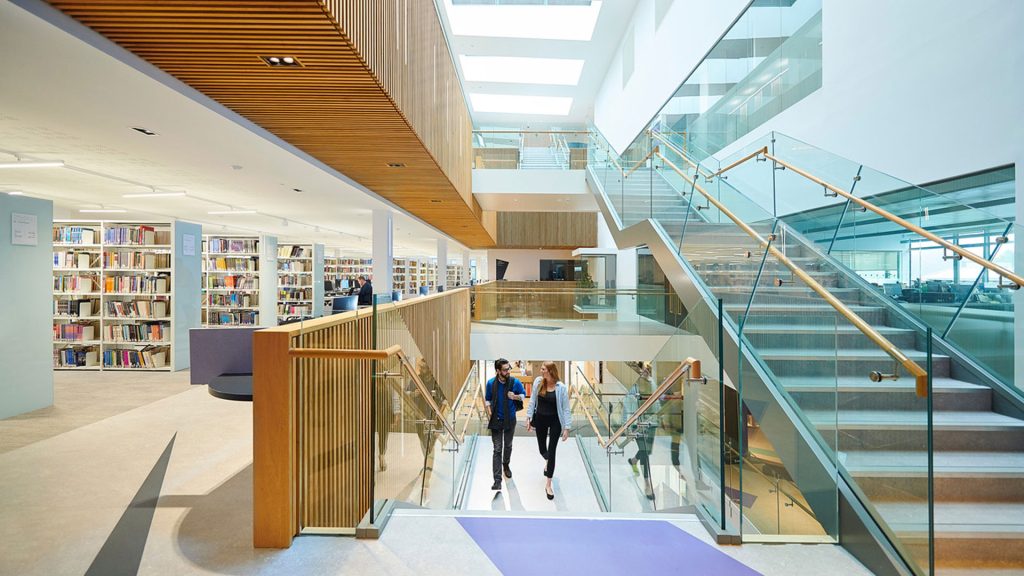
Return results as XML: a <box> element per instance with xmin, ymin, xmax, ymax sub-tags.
<box><xmin>447</xmin><ymin>263</ymin><xmax>468</xmax><ymax>288</ymax></box>
<box><xmin>277</xmin><ymin>243</ymin><xmax>324</xmax><ymax>322</ymax></box>
<box><xmin>52</xmin><ymin>222</ymin><xmax>102</xmax><ymax>370</ymax></box>
<box><xmin>52</xmin><ymin>220</ymin><xmax>201</xmax><ymax>371</ymax></box>
<box><xmin>393</xmin><ymin>258</ymin><xmax>409</xmax><ymax>295</ymax></box>
<box><xmin>202</xmin><ymin>234</ymin><xmax>277</xmax><ymax>327</ymax></box>
<box><xmin>323</xmin><ymin>255</ymin><xmax>371</xmax><ymax>310</ymax></box>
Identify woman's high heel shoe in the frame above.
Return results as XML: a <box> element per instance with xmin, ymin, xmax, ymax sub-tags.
<box><xmin>546</xmin><ymin>485</ymin><xmax>554</xmax><ymax>500</ymax></box>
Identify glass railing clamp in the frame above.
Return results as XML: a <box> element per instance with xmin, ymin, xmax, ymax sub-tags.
<box><xmin>995</xmin><ymin>235</ymin><xmax>1009</xmax><ymax>244</ymax></box>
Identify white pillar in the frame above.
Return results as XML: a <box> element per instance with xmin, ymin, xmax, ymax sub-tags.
<box><xmin>436</xmin><ymin>238</ymin><xmax>448</xmax><ymax>291</ymax></box>
<box><xmin>462</xmin><ymin>252</ymin><xmax>470</xmax><ymax>286</ymax></box>
<box><xmin>372</xmin><ymin>210</ymin><xmax>394</xmax><ymax>296</ymax></box>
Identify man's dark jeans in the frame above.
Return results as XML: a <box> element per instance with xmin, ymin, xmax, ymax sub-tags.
<box><xmin>491</xmin><ymin>425</ymin><xmax>514</xmax><ymax>482</ymax></box>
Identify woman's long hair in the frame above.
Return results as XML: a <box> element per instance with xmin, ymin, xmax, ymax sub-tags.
<box><xmin>539</xmin><ymin>361</ymin><xmax>560</xmax><ymax>395</ymax></box>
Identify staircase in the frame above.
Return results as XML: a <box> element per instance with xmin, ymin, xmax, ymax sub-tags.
<box><xmin>519</xmin><ymin>146</ymin><xmax>567</xmax><ymax>170</ymax></box>
<box><xmin>589</xmin><ymin>154</ymin><xmax>1024</xmax><ymax>574</ymax></box>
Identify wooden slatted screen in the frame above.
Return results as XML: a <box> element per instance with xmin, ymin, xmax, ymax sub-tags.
<box><xmin>253</xmin><ymin>288</ymin><xmax>471</xmax><ymax>547</ymax></box>
<box><xmin>496</xmin><ymin>212</ymin><xmax>598</xmax><ymax>249</ymax></box>
<box><xmin>48</xmin><ymin>0</ymin><xmax>495</xmax><ymax>248</ymax></box>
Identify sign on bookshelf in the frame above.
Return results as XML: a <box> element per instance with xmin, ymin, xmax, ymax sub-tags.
<box><xmin>12</xmin><ymin>212</ymin><xmax>38</xmax><ymax>246</ymax></box>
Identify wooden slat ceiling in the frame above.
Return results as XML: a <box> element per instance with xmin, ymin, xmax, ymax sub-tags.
<box><xmin>47</xmin><ymin>0</ymin><xmax>496</xmax><ymax>248</ymax></box>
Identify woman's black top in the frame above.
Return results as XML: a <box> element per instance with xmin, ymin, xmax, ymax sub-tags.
<box><xmin>536</xmin><ymin>387</ymin><xmax>557</xmax><ymax>417</ymax></box>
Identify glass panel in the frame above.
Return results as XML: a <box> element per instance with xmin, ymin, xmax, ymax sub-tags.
<box><xmin>473</xmin><ymin>130</ymin><xmax>588</xmax><ymax>170</ymax></box>
<box><xmin>737</xmin><ymin>244</ymin><xmax>839</xmax><ymax>539</ymax></box>
<box><xmin>945</xmin><ymin>230</ymin><xmax>1016</xmax><ymax>385</ymax></box>
<box><xmin>472</xmin><ymin>285</ymin><xmax>683</xmax><ymax>336</ymax></box>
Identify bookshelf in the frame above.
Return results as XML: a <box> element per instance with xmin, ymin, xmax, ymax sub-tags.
<box><xmin>323</xmin><ymin>255</ymin><xmax>371</xmax><ymax>311</ymax></box>
<box><xmin>52</xmin><ymin>223</ymin><xmax>102</xmax><ymax>369</ymax></box>
<box><xmin>52</xmin><ymin>220</ymin><xmax>201</xmax><ymax>371</ymax></box>
<box><xmin>447</xmin><ymin>263</ymin><xmax>468</xmax><ymax>288</ymax></box>
<box><xmin>277</xmin><ymin>243</ymin><xmax>324</xmax><ymax>322</ymax></box>
<box><xmin>202</xmin><ymin>235</ymin><xmax>262</xmax><ymax>327</ymax></box>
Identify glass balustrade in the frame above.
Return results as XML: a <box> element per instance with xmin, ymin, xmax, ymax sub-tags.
<box><xmin>472</xmin><ymin>130</ymin><xmax>588</xmax><ymax>170</ymax></box>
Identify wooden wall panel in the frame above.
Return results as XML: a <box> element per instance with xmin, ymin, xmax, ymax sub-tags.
<box><xmin>496</xmin><ymin>212</ymin><xmax>598</xmax><ymax>249</ymax></box>
<box><xmin>48</xmin><ymin>0</ymin><xmax>494</xmax><ymax>248</ymax></box>
<box><xmin>252</xmin><ymin>288</ymin><xmax>471</xmax><ymax>547</ymax></box>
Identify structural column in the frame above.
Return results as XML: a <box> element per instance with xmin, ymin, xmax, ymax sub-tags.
<box><xmin>372</xmin><ymin>209</ymin><xmax>394</xmax><ymax>296</ymax></box>
<box><xmin>462</xmin><ymin>252</ymin><xmax>470</xmax><ymax>286</ymax></box>
<box><xmin>436</xmin><ymin>237</ymin><xmax>448</xmax><ymax>291</ymax></box>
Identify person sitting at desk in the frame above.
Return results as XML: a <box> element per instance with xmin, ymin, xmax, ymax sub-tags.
<box><xmin>356</xmin><ymin>275</ymin><xmax>373</xmax><ymax>306</ymax></box>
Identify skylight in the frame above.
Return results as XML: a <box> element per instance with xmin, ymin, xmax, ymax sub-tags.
<box><xmin>460</xmin><ymin>55</ymin><xmax>584</xmax><ymax>86</ymax></box>
<box><xmin>444</xmin><ymin>0</ymin><xmax>602</xmax><ymax>41</ymax></box>
<box><xmin>470</xmin><ymin>94</ymin><xmax>573</xmax><ymax>115</ymax></box>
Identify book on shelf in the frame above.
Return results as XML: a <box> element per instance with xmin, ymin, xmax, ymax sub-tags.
<box><xmin>53</xmin><ymin>323</ymin><xmax>95</xmax><ymax>342</ymax></box>
<box><xmin>207</xmin><ymin>238</ymin><xmax>259</xmax><ymax>253</ymax></box>
<box><xmin>102</xmin><ymin>346</ymin><xmax>168</xmax><ymax>369</ymax></box>
<box><xmin>277</xmin><ymin>245</ymin><xmax>310</xmax><ymax>259</ymax></box>
<box><xmin>104</xmin><ymin>225</ymin><xmax>171</xmax><ymax>246</ymax></box>
<box><xmin>54</xmin><ymin>347</ymin><xmax>99</xmax><ymax>368</ymax></box>
<box><xmin>53</xmin><ymin>226</ymin><xmax>96</xmax><ymax>245</ymax></box>
<box><xmin>103</xmin><ymin>323</ymin><xmax>164</xmax><ymax>343</ymax></box>
<box><xmin>104</xmin><ymin>275</ymin><xmax>169</xmax><ymax>294</ymax></box>
<box><xmin>105</xmin><ymin>299</ymin><xmax>168</xmax><ymax>319</ymax></box>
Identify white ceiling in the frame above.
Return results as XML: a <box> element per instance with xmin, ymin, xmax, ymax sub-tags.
<box><xmin>0</xmin><ymin>0</ymin><xmax>469</xmax><ymax>259</ymax></box>
<box><xmin>437</xmin><ymin>0</ymin><xmax>639</xmax><ymax>127</ymax></box>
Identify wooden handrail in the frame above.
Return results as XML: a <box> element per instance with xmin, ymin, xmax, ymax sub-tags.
<box><xmin>658</xmin><ymin>151</ymin><xmax>930</xmax><ymax>396</ymax></box>
<box><xmin>603</xmin><ymin>358</ymin><xmax>702</xmax><ymax>447</ymax></box>
<box><xmin>395</xmin><ymin>351</ymin><xmax>461</xmax><ymax>445</ymax></box>
<box><xmin>711</xmin><ymin>146</ymin><xmax>769</xmax><ymax>179</ymax></box>
<box><xmin>623</xmin><ymin>146</ymin><xmax>659</xmax><ymax>178</ymax></box>
<box><xmin>290</xmin><ymin>343</ymin><xmax>461</xmax><ymax>445</ymax></box>
<box><xmin>289</xmin><ymin>344</ymin><xmax>401</xmax><ymax>360</ymax></box>
<box><xmin>650</xmin><ymin>131</ymin><xmax>712</xmax><ymax>179</ymax></box>
<box><xmin>761</xmin><ymin>152</ymin><xmax>1024</xmax><ymax>289</ymax></box>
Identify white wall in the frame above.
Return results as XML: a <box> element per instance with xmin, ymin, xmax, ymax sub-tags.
<box><xmin>715</xmin><ymin>1</ymin><xmax>1023</xmax><ymax>188</ymax></box>
<box><xmin>593</xmin><ymin>0</ymin><xmax>748</xmax><ymax>153</ymax></box>
<box><xmin>702</xmin><ymin>1</ymin><xmax>1024</xmax><ymax>388</ymax></box>
<box><xmin>487</xmin><ymin>249</ymin><xmax>575</xmax><ymax>281</ymax></box>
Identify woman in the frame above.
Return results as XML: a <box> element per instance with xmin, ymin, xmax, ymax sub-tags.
<box><xmin>526</xmin><ymin>362</ymin><xmax>572</xmax><ymax>500</ymax></box>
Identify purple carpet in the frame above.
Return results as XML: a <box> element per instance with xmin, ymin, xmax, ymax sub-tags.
<box><xmin>457</xmin><ymin>517</ymin><xmax>762</xmax><ymax>576</ymax></box>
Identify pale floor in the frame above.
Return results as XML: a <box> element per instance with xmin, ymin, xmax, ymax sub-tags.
<box><xmin>0</xmin><ymin>372</ymin><xmax>874</xmax><ymax>575</ymax></box>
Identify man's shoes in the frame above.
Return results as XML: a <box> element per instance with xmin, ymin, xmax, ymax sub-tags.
<box><xmin>491</xmin><ymin>481</ymin><xmax>501</xmax><ymax>491</ymax></box>
<box><xmin>503</xmin><ymin>464</ymin><xmax>513</xmax><ymax>479</ymax></box>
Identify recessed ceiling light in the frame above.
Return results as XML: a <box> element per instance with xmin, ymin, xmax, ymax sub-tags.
<box><xmin>80</xmin><ymin>208</ymin><xmax>127</xmax><ymax>213</ymax></box>
<box><xmin>469</xmin><ymin>94</ymin><xmax>573</xmax><ymax>115</ymax></box>
<box><xmin>292</xmin><ymin>188</ymin><xmax>303</xmax><ymax>193</ymax></box>
<box><xmin>208</xmin><ymin>209</ymin><xmax>257</xmax><ymax>215</ymax></box>
<box><xmin>431</xmin><ymin>199</ymin><xmax>442</xmax><ymax>203</ymax></box>
<box><xmin>460</xmin><ymin>55</ymin><xmax>584</xmax><ymax>86</ymax></box>
<box><xmin>0</xmin><ymin>160</ymin><xmax>65</xmax><ymax>169</ymax></box>
<box><xmin>260</xmin><ymin>55</ymin><xmax>303</xmax><ymax>67</ymax></box>
<box><xmin>131</xmin><ymin>127</ymin><xmax>157</xmax><ymax>136</ymax></box>
<box><xmin>6</xmin><ymin>191</ymin><xmax>25</xmax><ymax>196</ymax></box>
<box><xmin>387</xmin><ymin>162</ymin><xmax>406</xmax><ymax>168</ymax></box>
<box><xmin>123</xmin><ymin>191</ymin><xmax>186</xmax><ymax>198</ymax></box>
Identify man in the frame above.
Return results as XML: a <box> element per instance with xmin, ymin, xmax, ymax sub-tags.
<box><xmin>356</xmin><ymin>275</ymin><xmax>373</xmax><ymax>306</ymax></box>
<box><xmin>484</xmin><ymin>358</ymin><xmax>526</xmax><ymax>491</ymax></box>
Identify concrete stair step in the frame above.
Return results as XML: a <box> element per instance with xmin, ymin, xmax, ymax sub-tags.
<box><xmin>874</xmin><ymin>502</ymin><xmax>1024</xmax><ymax>567</ymax></box>
<box><xmin>782</xmin><ymin>376</ymin><xmax>990</xmax><ymax>411</ymax></box>
<box><xmin>805</xmin><ymin>410</ymin><xmax>1024</xmax><ymax>451</ymax></box>
<box><xmin>844</xmin><ymin>450</ymin><xmax>1024</xmax><ymax>502</ymax></box>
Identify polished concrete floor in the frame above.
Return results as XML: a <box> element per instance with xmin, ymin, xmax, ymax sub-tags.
<box><xmin>0</xmin><ymin>371</ymin><xmax>877</xmax><ymax>575</ymax></box>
